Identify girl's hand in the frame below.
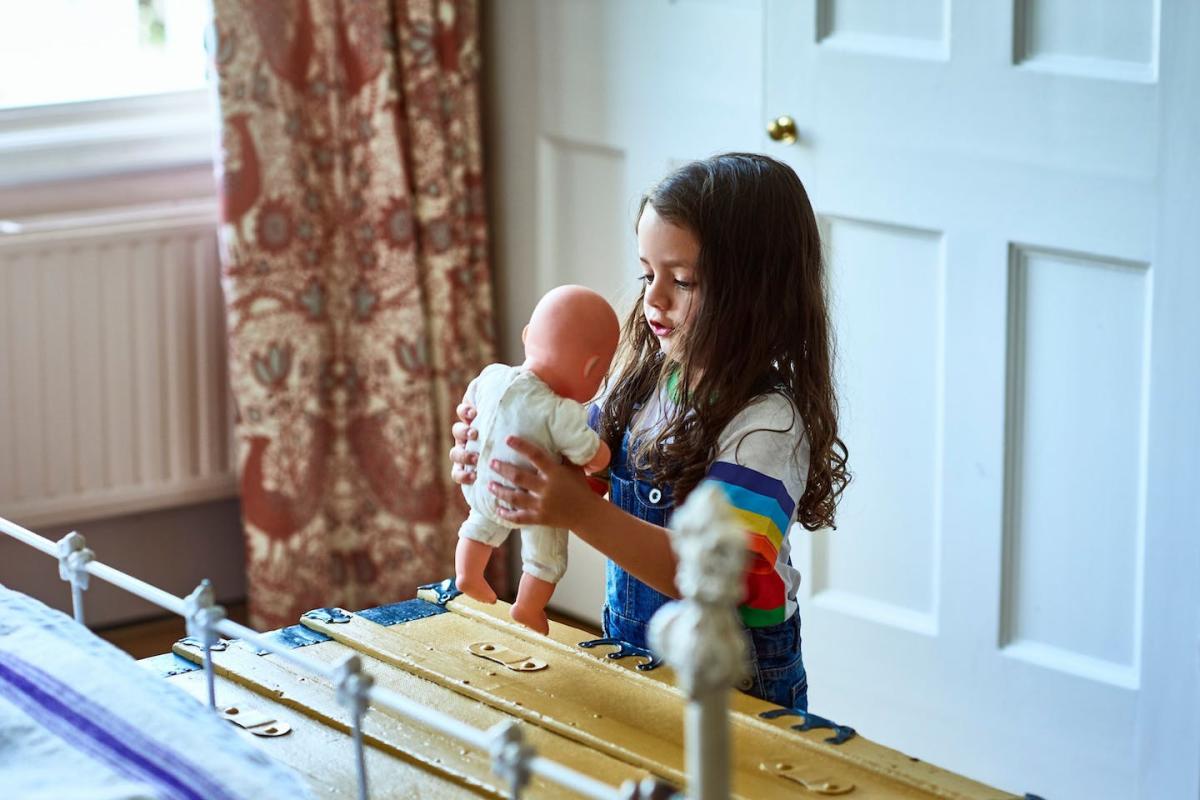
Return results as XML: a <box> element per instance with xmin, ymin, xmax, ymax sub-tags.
<box><xmin>488</xmin><ymin>436</ymin><xmax>598</xmax><ymax>529</ymax></box>
<box><xmin>448</xmin><ymin>402</ymin><xmax>479</xmax><ymax>485</ymax></box>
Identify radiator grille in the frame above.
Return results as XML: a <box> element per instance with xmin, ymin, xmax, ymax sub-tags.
<box><xmin>0</xmin><ymin>201</ymin><xmax>235</xmax><ymax>526</ymax></box>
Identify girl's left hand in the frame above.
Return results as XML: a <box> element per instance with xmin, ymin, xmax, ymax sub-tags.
<box><xmin>488</xmin><ymin>436</ymin><xmax>598</xmax><ymax>529</ymax></box>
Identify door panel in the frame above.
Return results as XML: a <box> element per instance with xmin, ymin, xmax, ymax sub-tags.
<box><xmin>815</xmin><ymin>216</ymin><xmax>944</xmax><ymax>633</ymax></box>
<box><xmin>768</xmin><ymin>2</ymin><xmax>1189</xmax><ymax>798</ymax></box>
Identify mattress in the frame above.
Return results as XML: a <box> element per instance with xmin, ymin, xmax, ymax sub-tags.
<box><xmin>0</xmin><ymin>583</ymin><xmax>313</xmax><ymax>800</ymax></box>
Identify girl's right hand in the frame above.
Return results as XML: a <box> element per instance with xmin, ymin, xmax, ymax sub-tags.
<box><xmin>449</xmin><ymin>402</ymin><xmax>479</xmax><ymax>485</ymax></box>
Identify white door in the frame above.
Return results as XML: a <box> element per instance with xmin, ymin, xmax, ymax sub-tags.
<box><xmin>766</xmin><ymin>2</ymin><xmax>1200</xmax><ymax>798</ymax></box>
<box><xmin>486</xmin><ymin>0</ymin><xmax>766</xmax><ymax>626</ymax></box>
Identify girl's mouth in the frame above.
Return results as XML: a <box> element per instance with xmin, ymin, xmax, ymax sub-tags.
<box><xmin>649</xmin><ymin>321</ymin><xmax>674</xmax><ymax>337</ymax></box>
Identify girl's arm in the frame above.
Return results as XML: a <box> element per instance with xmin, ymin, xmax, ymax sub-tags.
<box><xmin>569</xmin><ymin>491</ymin><xmax>680</xmax><ymax>599</ymax></box>
<box><xmin>488</xmin><ymin>436</ymin><xmax>682</xmax><ymax>599</ymax></box>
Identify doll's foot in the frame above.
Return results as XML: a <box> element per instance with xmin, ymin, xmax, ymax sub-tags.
<box><xmin>510</xmin><ymin>602</ymin><xmax>549</xmax><ymax>635</ymax></box>
<box><xmin>510</xmin><ymin>572</ymin><xmax>555</xmax><ymax>635</ymax></box>
<box><xmin>456</xmin><ymin>572</ymin><xmax>498</xmax><ymax>604</ymax></box>
<box><xmin>455</xmin><ymin>538</ymin><xmax>498</xmax><ymax>604</ymax></box>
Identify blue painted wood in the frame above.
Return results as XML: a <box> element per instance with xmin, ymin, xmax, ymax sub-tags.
<box><xmin>301</xmin><ymin>608</ymin><xmax>353</xmax><ymax>625</ymax></box>
<box><xmin>144</xmin><ymin>598</ymin><xmax>445</xmax><ymax>678</ymax></box>
<box><xmin>254</xmin><ymin>624</ymin><xmax>330</xmax><ymax>654</ymax></box>
<box><xmin>417</xmin><ymin>577</ymin><xmax>462</xmax><ymax>606</ymax></box>
<box><xmin>358</xmin><ymin>599</ymin><xmax>445</xmax><ymax>627</ymax></box>
<box><xmin>141</xmin><ymin>652</ymin><xmax>200</xmax><ymax>678</ymax></box>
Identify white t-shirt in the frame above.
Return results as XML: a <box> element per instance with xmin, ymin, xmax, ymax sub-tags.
<box><xmin>627</xmin><ymin>379</ymin><xmax>810</xmax><ymax>627</ymax></box>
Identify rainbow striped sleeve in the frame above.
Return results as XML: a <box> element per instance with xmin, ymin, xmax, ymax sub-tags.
<box><xmin>704</xmin><ymin>461</ymin><xmax>796</xmax><ymax>628</ymax></box>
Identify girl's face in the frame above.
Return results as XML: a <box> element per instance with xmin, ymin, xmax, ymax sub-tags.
<box><xmin>637</xmin><ymin>205</ymin><xmax>701</xmax><ymax>364</ymax></box>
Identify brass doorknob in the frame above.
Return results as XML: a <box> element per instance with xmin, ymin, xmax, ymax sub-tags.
<box><xmin>767</xmin><ymin>115</ymin><xmax>798</xmax><ymax>144</ymax></box>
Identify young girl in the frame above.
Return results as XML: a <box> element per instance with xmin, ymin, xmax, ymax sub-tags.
<box><xmin>450</xmin><ymin>153</ymin><xmax>848</xmax><ymax>711</ymax></box>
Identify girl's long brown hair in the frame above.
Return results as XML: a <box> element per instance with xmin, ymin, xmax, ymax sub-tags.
<box><xmin>598</xmin><ymin>153</ymin><xmax>849</xmax><ymax>530</ymax></box>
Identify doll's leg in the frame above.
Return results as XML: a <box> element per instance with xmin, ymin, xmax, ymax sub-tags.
<box><xmin>456</xmin><ymin>510</ymin><xmax>510</xmax><ymax>604</ymax></box>
<box><xmin>511</xmin><ymin>574</ymin><xmax>555</xmax><ymax>635</ymax></box>
<box><xmin>511</xmin><ymin>526</ymin><xmax>568</xmax><ymax>634</ymax></box>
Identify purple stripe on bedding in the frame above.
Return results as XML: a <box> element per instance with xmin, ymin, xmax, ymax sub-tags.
<box><xmin>0</xmin><ymin>649</ymin><xmax>235</xmax><ymax>800</ymax></box>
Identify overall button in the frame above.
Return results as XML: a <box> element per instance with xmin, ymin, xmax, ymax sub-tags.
<box><xmin>647</xmin><ymin>487</ymin><xmax>662</xmax><ymax>504</ymax></box>
<box><xmin>738</xmin><ymin>676</ymin><xmax>754</xmax><ymax>691</ymax></box>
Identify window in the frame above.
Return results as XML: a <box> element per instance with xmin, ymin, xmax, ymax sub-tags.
<box><xmin>0</xmin><ymin>0</ymin><xmax>210</xmax><ymax>110</ymax></box>
<box><xmin>0</xmin><ymin>0</ymin><xmax>216</xmax><ymax>187</ymax></box>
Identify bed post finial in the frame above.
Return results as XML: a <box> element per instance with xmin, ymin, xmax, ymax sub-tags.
<box><xmin>56</xmin><ymin>531</ymin><xmax>94</xmax><ymax>626</ymax></box>
<box><xmin>649</xmin><ymin>483</ymin><xmax>749</xmax><ymax>800</ymax></box>
<box><xmin>489</xmin><ymin>719</ymin><xmax>534</xmax><ymax>799</ymax></box>
<box><xmin>334</xmin><ymin>654</ymin><xmax>375</xmax><ymax>800</ymax></box>
<box><xmin>184</xmin><ymin>579</ymin><xmax>227</xmax><ymax>712</ymax></box>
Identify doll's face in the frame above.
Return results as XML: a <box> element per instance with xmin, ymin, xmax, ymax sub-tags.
<box><xmin>637</xmin><ymin>205</ymin><xmax>701</xmax><ymax>364</ymax></box>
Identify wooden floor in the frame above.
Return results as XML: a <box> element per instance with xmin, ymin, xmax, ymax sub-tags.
<box><xmin>97</xmin><ymin>601</ymin><xmax>599</xmax><ymax>660</ymax></box>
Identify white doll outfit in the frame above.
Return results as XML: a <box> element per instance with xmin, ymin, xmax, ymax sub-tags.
<box><xmin>459</xmin><ymin>364</ymin><xmax>602</xmax><ymax>583</ymax></box>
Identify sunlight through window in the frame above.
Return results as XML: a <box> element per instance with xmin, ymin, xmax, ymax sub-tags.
<box><xmin>0</xmin><ymin>0</ymin><xmax>210</xmax><ymax>110</ymax></box>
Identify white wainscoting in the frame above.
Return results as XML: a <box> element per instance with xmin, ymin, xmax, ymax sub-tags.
<box><xmin>0</xmin><ymin>200</ymin><xmax>235</xmax><ymax>527</ymax></box>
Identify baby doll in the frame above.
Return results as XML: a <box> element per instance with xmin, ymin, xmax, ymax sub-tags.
<box><xmin>456</xmin><ymin>285</ymin><xmax>619</xmax><ymax>634</ymax></box>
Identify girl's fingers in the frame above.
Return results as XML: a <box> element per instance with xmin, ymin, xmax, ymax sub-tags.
<box><xmin>495</xmin><ymin>507</ymin><xmax>536</xmax><ymax>525</ymax></box>
<box><xmin>489</xmin><ymin>482</ymin><xmax>530</xmax><ymax>508</ymax></box>
<box><xmin>505</xmin><ymin>436</ymin><xmax>553</xmax><ymax>470</ymax></box>
<box><xmin>451</xmin><ymin>464</ymin><xmax>476</xmax><ymax>485</ymax></box>
<box><xmin>448</xmin><ymin>444</ymin><xmax>478</xmax><ymax>467</ymax></box>
<box><xmin>456</xmin><ymin>402</ymin><xmax>477</xmax><ymax>424</ymax></box>
<box><xmin>451</xmin><ymin>421</ymin><xmax>477</xmax><ymax>446</ymax></box>
<box><xmin>489</xmin><ymin>460</ymin><xmax>540</xmax><ymax>491</ymax></box>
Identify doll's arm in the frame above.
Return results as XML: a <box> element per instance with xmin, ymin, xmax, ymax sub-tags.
<box><xmin>582</xmin><ymin>442</ymin><xmax>612</xmax><ymax>496</ymax></box>
<box><xmin>551</xmin><ymin>400</ymin><xmax>608</xmax><ymax>471</ymax></box>
<box><xmin>584</xmin><ymin>440</ymin><xmax>611</xmax><ymax>474</ymax></box>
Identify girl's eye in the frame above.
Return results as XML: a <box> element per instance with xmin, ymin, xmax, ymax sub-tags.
<box><xmin>638</xmin><ymin>273</ymin><xmax>693</xmax><ymax>290</ymax></box>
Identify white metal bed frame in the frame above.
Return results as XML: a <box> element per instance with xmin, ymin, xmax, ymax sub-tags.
<box><xmin>0</xmin><ymin>484</ymin><xmax>746</xmax><ymax>800</ymax></box>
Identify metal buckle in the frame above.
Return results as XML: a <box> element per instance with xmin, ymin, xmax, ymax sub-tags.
<box><xmin>220</xmin><ymin>705</ymin><xmax>292</xmax><ymax>737</ymax></box>
<box><xmin>760</xmin><ymin>761</ymin><xmax>854</xmax><ymax>795</ymax></box>
<box><xmin>468</xmin><ymin>642</ymin><xmax>548</xmax><ymax>671</ymax></box>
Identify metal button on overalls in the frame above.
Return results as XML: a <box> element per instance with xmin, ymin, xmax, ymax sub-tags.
<box><xmin>647</xmin><ymin>487</ymin><xmax>662</xmax><ymax>504</ymax></box>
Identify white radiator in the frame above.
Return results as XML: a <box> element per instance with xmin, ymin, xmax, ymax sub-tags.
<box><xmin>0</xmin><ymin>200</ymin><xmax>236</xmax><ymax>527</ymax></box>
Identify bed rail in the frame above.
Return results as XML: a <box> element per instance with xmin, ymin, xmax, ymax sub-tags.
<box><xmin>0</xmin><ymin>492</ymin><xmax>745</xmax><ymax>800</ymax></box>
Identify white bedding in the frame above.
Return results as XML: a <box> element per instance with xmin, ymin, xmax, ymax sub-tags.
<box><xmin>0</xmin><ymin>584</ymin><xmax>313</xmax><ymax>800</ymax></box>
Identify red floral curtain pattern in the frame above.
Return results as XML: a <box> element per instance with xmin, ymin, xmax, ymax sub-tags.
<box><xmin>211</xmin><ymin>0</ymin><xmax>495</xmax><ymax>629</ymax></box>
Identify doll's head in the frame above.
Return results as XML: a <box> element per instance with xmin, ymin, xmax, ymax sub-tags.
<box><xmin>522</xmin><ymin>285</ymin><xmax>619</xmax><ymax>403</ymax></box>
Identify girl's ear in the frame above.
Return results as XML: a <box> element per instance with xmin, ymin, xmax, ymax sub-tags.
<box><xmin>521</xmin><ymin>324</ymin><xmax>529</xmax><ymax>344</ymax></box>
<box><xmin>582</xmin><ymin>355</ymin><xmax>601</xmax><ymax>377</ymax></box>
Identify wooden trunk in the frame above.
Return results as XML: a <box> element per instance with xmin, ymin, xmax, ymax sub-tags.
<box><xmin>150</xmin><ymin>587</ymin><xmax>1022</xmax><ymax>799</ymax></box>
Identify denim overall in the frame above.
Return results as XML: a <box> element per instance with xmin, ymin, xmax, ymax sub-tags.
<box><xmin>602</xmin><ymin>423</ymin><xmax>809</xmax><ymax>711</ymax></box>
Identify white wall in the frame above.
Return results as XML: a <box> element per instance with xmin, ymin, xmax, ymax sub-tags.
<box><xmin>481</xmin><ymin>0</ymin><xmax>541</xmax><ymax>368</ymax></box>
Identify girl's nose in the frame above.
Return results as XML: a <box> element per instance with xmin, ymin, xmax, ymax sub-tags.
<box><xmin>645</xmin><ymin>280</ymin><xmax>668</xmax><ymax>310</ymax></box>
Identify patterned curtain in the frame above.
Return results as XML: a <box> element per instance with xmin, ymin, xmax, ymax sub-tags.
<box><xmin>210</xmin><ymin>0</ymin><xmax>496</xmax><ymax>629</ymax></box>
